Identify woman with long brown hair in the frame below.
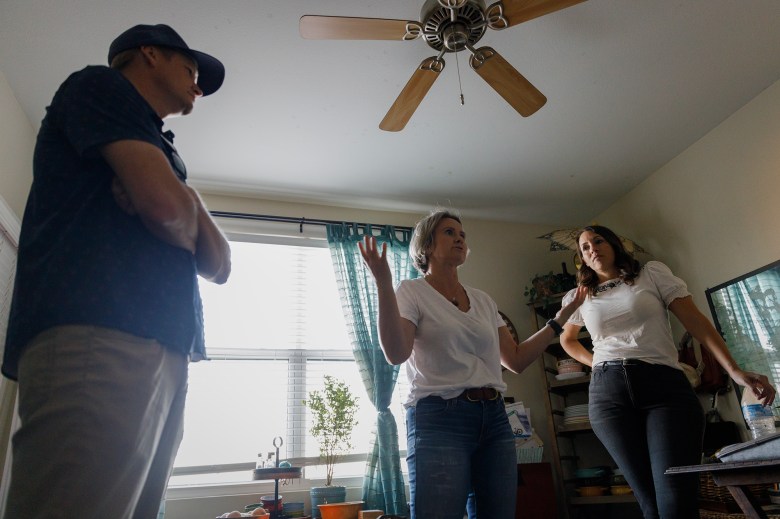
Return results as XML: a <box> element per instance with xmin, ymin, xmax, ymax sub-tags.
<box><xmin>560</xmin><ymin>225</ymin><xmax>775</xmax><ymax>519</ymax></box>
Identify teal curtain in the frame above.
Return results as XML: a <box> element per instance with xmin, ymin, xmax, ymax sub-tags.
<box><xmin>326</xmin><ymin>223</ymin><xmax>418</xmax><ymax>513</ymax></box>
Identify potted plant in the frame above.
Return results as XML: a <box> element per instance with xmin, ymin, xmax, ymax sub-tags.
<box><xmin>303</xmin><ymin>375</ymin><xmax>360</xmax><ymax>518</ymax></box>
<box><xmin>524</xmin><ymin>263</ymin><xmax>577</xmax><ymax>308</ymax></box>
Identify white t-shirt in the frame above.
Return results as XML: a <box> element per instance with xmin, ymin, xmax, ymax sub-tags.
<box><xmin>562</xmin><ymin>261</ymin><xmax>690</xmax><ymax>369</ymax></box>
<box><xmin>396</xmin><ymin>278</ymin><xmax>507</xmax><ymax>406</ymax></box>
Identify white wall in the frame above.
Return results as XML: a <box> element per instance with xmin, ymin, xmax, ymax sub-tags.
<box><xmin>0</xmin><ymin>69</ymin><xmax>33</xmax><ymax>220</ymax></box>
<box><xmin>594</xmin><ymin>78</ymin><xmax>780</xmax><ymax>426</ymax></box>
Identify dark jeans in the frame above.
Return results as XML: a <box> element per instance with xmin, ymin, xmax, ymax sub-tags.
<box><xmin>406</xmin><ymin>394</ymin><xmax>517</xmax><ymax>519</ymax></box>
<box><xmin>589</xmin><ymin>360</ymin><xmax>704</xmax><ymax>519</ymax></box>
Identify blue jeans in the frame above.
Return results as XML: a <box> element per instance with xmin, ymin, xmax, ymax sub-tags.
<box><xmin>589</xmin><ymin>360</ymin><xmax>704</xmax><ymax>519</ymax></box>
<box><xmin>406</xmin><ymin>394</ymin><xmax>517</xmax><ymax>519</ymax></box>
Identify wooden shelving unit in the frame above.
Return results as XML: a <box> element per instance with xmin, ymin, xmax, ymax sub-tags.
<box><xmin>527</xmin><ymin>293</ymin><xmax>639</xmax><ymax>518</ymax></box>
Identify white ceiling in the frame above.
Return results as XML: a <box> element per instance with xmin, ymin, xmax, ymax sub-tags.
<box><xmin>2</xmin><ymin>1</ymin><xmax>780</xmax><ymax>225</ymax></box>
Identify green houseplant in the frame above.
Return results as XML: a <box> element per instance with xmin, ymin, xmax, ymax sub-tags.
<box><xmin>303</xmin><ymin>375</ymin><xmax>359</xmax><ymax>517</ymax></box>
<box><xmin>524</xmin><ymin>264</ymin><xmax>577</xmax><ymax>307</ymax></box>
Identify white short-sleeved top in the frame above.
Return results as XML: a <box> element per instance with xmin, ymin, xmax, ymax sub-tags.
<box><xmin>396</xmin><ymin>278</ymin><xmax>507</xmax><ymax>406</ymax></box>
<box><xmin>562</xmin><ymin>261</ymin><xmax>690</xmax><ymax>369</ymax></box>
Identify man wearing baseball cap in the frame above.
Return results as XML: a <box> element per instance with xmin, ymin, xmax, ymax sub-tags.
<box><xmin>3</xmin><ymin>24</ymin><xmax>231</xmax><ymax>517</ymax></box>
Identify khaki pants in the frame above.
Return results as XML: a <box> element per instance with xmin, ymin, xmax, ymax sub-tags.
<box><xmin>5</xmin><ymin>325</ymin><xmax>188</xmax><ymax>519</ymax></box>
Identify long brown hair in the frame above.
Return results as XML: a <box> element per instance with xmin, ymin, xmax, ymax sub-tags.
<box><xmin>576</xmin><ymin>225</ymin><xmax>641</xmax><ymax>296</ymax></box>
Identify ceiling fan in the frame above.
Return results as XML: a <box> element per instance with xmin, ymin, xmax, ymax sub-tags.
<box><xmin>300</xmin><ymin>0</ymin><xmax>586</xmax><ymax>131</ymax></box>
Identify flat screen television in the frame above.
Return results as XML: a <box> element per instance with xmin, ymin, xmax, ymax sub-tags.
<box><xmin>704</xmin><ymin>259</ymin><xmax>780</xmax><ymax>420</ymax></box>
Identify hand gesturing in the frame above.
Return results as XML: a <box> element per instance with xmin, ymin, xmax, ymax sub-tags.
<box><xmin>358</xmin><ymin>236</ymin><xmax>392</xmax><ymax>285</ymax></box>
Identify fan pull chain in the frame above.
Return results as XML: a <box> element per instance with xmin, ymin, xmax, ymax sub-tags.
<box><xmin>450</xmin><ymin>27</ymin><xmax>465</xmax><ymax>106</ymax></box>
<box><xmin>456</xmin><ymin>53</ymin><xmax>464</xmax><ymax>105</ymax></box>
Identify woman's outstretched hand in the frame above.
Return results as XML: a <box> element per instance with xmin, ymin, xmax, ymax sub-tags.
<box><xmin>557</xmin><ymin>285</ymin><xmax>588</xmax><ymax>322</ymax></box>
<box><xmin>731</xmin><ymin>369</ymin><xmax>776</xmax><ymax>406</ymax></box>
<box><xmin>358</xmin><ymin>236</ymin><xmax>392</xmax><ymax>285</ymax></box>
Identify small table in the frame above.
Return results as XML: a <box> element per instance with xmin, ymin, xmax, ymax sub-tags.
<box><xmin>665</xmin><ymin>459</ymin><xmax>780</xmax><ymax>519</ymax></box>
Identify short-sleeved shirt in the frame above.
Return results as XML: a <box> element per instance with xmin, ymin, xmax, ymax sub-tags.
<box><xmin>2</xmin><ymin>65</ymin><xmax>205</xmax><ymax>380</ymax></box>
<box><xmin>562</xmin><ymin>261</ymin><xmax>690</xmax><ymax>369</ymax></box>
<box><xmin>396</xmin><ymin>278</ymin><xmax>507</xmax><ymax>406</ymax></box>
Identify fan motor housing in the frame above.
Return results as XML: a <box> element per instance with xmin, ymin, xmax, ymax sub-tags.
<box><xmin>420</xmin><ymin>0</ymin><xmax>487</xmax><ymax>52</ymax></box>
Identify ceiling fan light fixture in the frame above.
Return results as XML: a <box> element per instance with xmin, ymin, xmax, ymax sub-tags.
<box><xmin>421</xmin><ymin>0</ymin><xmax>487</xmax><ymax>52</ymax></box>
<box><xmin>442</xmin><ymin>23</ymin><xmax>471</xmax><ymax>51</ymax></box>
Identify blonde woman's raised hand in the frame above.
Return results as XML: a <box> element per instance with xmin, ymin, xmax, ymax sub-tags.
<box><xmin>358</xmin><ymin>236</ymin><xmax>392</xmax><ymax>286</ymax></box>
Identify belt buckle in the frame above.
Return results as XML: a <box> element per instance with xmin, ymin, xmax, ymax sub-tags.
<box><xmin>466</xmin><ymin>387</ymin><xmax>498</xmax><ymax>401</ymax></box>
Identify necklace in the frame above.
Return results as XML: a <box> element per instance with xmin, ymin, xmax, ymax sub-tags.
<box><xmin>448</xmin><ymin>285</ymin><xmax>470</xmax><ymax>308</ymax></box>
<box><xmin>427</xmin><ymin>278</ymin><xmax>468</xmax><ymax>307</ymax></box>
<box><xmin>596</xmin><ymin>279</ymin><xmax>623</xmax><ymax>293</ymax></box>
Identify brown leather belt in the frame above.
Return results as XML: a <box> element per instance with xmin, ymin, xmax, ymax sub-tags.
<box><xmin>459</xmin><ymin>387</ymin><xmax>500</xmax><ymax>402</ymax></box>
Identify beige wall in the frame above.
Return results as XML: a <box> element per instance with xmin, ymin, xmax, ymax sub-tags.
<box><xmin>594</xmin><ymin>78</ymin><xmax>780</xmax><ymax>425</ymax></box>
<box><xmin>0</xmin><ymin>69</ymin><xmax>33</xmax><ymax>219</ymax></box>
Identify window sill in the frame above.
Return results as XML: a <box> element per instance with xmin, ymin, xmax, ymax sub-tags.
<box><xmin>166</xmin><ymin>476</ymin><xmax>369</xmax><ymax>501</ymax></box>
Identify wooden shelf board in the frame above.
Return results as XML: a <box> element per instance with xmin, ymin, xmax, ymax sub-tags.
<box><xmin>570</xmin><ymin>494</ymin><xmax>637</xmax><ymax>505</ymax></box>
<box><xmin>557</xmin><ymin>422</ymin><xmax>593</xmax><ymax>434</ymax></box>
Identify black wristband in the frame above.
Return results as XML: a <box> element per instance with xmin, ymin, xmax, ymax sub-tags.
<box><xmin>546</xmin><ymin>319</ymin><xmax>564</xmax><ymax>336</ymax></box>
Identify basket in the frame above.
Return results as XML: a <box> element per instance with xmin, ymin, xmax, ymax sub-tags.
<box><xmin>698</xmin><ymin>472</ymin><xmax>773</xmax><ymax>513</ymax></box>
<box><xmin>516</xmin><ymin>446</ymin><xmax>543</xmax><ymax>464</ymax></box>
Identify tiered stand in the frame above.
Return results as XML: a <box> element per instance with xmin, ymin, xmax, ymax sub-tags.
<box><xmin>252</xmin><ymin>437</ymin><xmax>302</xmax><ymax>519</ymax></box>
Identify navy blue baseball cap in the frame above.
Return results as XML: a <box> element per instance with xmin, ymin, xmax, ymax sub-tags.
<box><xmin>108</xmin><ymin>24</ymin><xmax>224</xmax><ymax>96</ymax></box>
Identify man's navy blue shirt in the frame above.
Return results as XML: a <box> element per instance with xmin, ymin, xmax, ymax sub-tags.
<box><xmin>3</xmin><ymin>65</ymin><xmax>205</xmax><ymax>380</ymax></box>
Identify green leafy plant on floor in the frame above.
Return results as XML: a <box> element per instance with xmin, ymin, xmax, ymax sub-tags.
<box><xmin>303</xmin><ymin>375</ymin><xmax>359</xmax><ymax>486</ymax></box>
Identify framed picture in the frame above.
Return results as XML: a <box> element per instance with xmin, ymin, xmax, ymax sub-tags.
<box><xmin>705</xmin><ymin>259</ymin><xmax>780</xmax><ymax>419</ymax></box>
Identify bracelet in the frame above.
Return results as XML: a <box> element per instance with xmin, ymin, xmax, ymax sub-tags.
<box><xmin>546</xmin><ymin>319</ymin><xmax>564</xmax><ymax>336</ymax></box>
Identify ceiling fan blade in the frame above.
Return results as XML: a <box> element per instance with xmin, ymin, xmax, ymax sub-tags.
<box><xmin>470</xmin><ymin>47</ymin><xmax>546</xmax><ymax>117</ymax></box>
<box><xmin>300</xmin><ymin>15</ymin><xmax>421</xmax><ymax>40</ymax></box>
<box><xmin>380</xmin><ymin>57</ymin><xmax>445</xmax><ymax>132</ymax></box>
<box><xmin>488</xmin><ymin>0</ymin><xmax>586</xmax><ymax>29</ymax></box>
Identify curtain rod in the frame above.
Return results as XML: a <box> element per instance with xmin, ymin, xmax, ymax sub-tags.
<box><xmin>210</xmin><ymin>210</ymin><xmax>414</xmax><ymax>233</ymax></box>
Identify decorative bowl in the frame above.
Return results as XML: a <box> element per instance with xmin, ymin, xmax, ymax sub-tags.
<box><xmin>610</xmin><ymin>485</ymin><xmax>633</xmax><ymax>495</ymax></box>
<box><xmin>576</xmin><ymin>486</ymin><xmax>608</xmax><ymax>497</ymax></box>
<box><xmin>259</xmin><ymin>494</ymin><xmax>282</xmax><ymax>512</ymax></box>
<box><xmin>318</xmin><ymin>501</ymin><xmax>364</xmax><ymax>519</ymax></box>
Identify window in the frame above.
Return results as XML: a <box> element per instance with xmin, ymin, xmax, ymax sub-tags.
<box><xmin>0</xmin><ymin>198</ymin><xmax>20</xmax><ymax>514</ymax></box>
<box><xmin>168</xmin><ymin>219</ymin><xmax>408</xmax><ymax>492</ymax></box>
